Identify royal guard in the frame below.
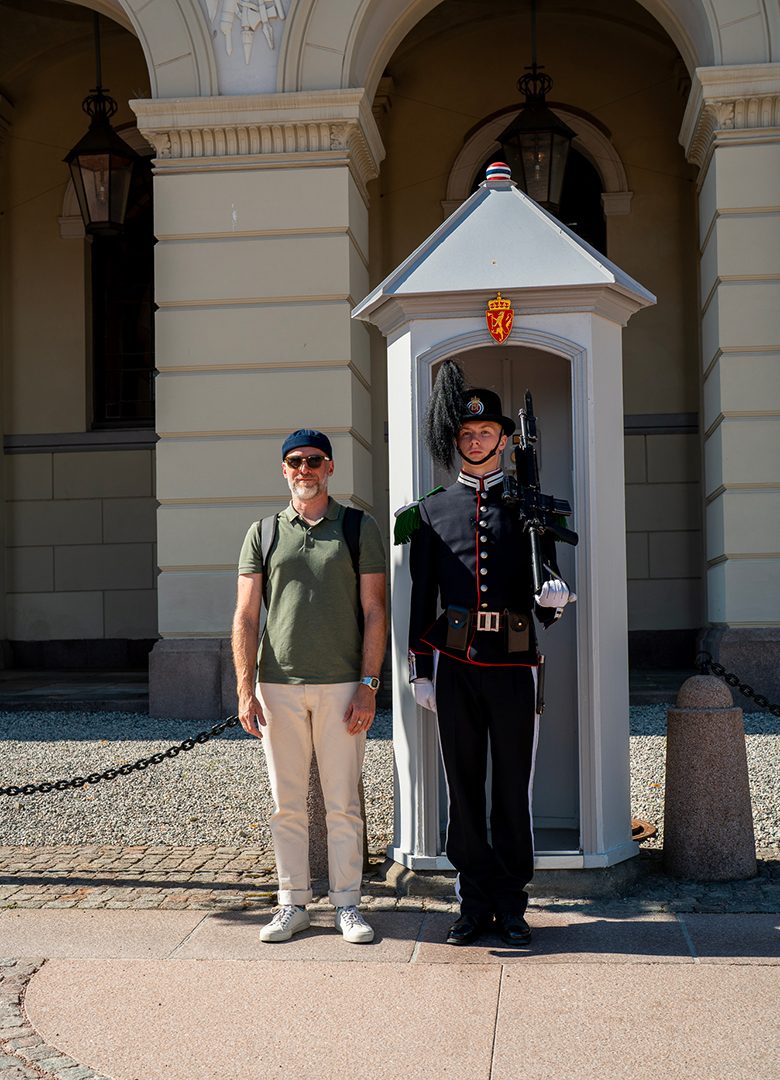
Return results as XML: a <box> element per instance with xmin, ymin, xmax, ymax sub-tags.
<box><xmin>397</xmin><ymin>360</ymin><xmax>575</xmax><ymax>946</ymax></box>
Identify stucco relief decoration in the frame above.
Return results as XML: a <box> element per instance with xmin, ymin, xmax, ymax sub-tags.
<box><xmin>206</xmin><ymin>0</ymin><xmax>286</xmax><ymax>63</ymax></box>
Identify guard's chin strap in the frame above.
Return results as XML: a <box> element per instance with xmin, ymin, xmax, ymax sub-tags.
<box><xmin>457</xmin><ymin>435</ymin><xmax>504</xmax><ymax>467</ymax></box>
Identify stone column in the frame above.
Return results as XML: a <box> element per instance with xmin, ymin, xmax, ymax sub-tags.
<box><xmin>0</xmin><ymin>95</ymin><xmax>15</xmax><ymax>662</ymax></box>
<box><xmin>131</xmin><ymin>91</ymin><xmax>384</xmax><ymax>719</ymax></box>
<box><xmin>680</xmin><ymin>65</ymin><xmax>780</xmax><ymax>705</ymax></box>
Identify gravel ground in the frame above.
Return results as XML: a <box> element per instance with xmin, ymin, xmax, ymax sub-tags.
<box><xmin>0</xmin><ymin>705</ymin><xmax>777</xmax><ymax>852</ymax></box>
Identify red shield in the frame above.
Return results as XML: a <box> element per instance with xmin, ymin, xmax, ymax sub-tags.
<box><xmin>486</xmin><ymin>301</ymin><xmax>514</xmax><ymax>344</ymax></box>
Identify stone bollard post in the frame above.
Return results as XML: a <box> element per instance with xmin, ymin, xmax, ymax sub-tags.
<box><xmin>664</xmin><ymin>675</ymin><xmax>756</xmax><ymax>880</ymax></box>
<box><xmin>307</xmin><ymin>752</ymin><xmax>370</xmax><ymax>883</ymax></box>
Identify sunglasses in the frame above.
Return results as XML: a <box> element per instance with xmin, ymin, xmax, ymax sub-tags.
<box><xmin>284</xmin><ymin>454</ymin><xmax>330</xmax><ymax>470</ymax></box>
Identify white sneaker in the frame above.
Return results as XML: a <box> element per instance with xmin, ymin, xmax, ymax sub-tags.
<box><xmin>259</xmin><ymin>905</ymin><xmax>310</xmax><ymax>943</ymax></box>
<box><xmin>335</xmin><ymin>905</ymin><xmax>374</xmax><ymax>944</ymax></box>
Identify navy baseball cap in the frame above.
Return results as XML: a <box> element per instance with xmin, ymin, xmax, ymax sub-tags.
<box><xmin>281</xmin><ymin>429</ymin><xmax>333</xmax><ymax>460</ymax></box>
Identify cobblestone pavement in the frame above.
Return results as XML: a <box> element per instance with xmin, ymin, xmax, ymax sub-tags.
<box><xmin>0</xmin><ymin>843</ymin><xmax>778</xmax><ymax>915</ymax></box>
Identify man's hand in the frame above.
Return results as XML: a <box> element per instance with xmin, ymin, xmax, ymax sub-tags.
<box><xmin>412</xmin><ymin>678</ymin><xmax>437</xmax><ymax>713</ymax></box>
<box><xmin>238</xmin><ymin>691</ymin><xmax>266</xmax><ymax>738</ymax></box>
<box><xmin>344</xmin><ymin>683</ymin><xmax>376</xmax><ymax>735</ymax></box>
<box><xmin>535</xmin><ymin>578</ymin><xmax>575</xmax><ymax>608</ymax></box>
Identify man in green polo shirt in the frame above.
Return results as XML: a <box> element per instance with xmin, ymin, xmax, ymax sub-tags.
<box><xmin>232</xmin><ymin>428</ymin><xmax>387</xmax><ymax>944</ymax></box>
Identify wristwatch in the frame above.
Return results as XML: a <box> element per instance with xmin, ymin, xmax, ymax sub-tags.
<box><xmin>360</xmin><ymin>676</ymin><xmax>381</xmax><ymax>692</ymax></box>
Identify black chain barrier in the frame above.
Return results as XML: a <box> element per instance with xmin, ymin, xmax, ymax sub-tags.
<box><xmin>0</xmin><ymin>716</ymin><xmax>242</xmax><ymax>798</ymax></box>
<box><xmin>696</xmin><ymin>651</ymin><xmax>780</xmax><ymax>717</ymax></box>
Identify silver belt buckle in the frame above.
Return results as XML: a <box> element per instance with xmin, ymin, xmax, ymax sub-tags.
<box><xmin>476</xmin><ymin>610</ymin><xmax>501</xmax><ymax>632</ymax></box>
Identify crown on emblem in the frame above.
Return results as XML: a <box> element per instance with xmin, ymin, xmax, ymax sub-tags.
<box><xmin>487</xmin><ymin>292</ymin><xmax>511</xmax><ymax>313</ymax></box>
<box><xmin>467</xmin><ymin>395</ymin><xmax>485</xmax><ymax>415</ymax></box>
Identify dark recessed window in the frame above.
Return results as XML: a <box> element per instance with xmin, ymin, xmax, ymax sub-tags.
<box><xmin>90</xmin><ymin>157</ymin><xmax>155</xmax><ymax>428</ymax></box>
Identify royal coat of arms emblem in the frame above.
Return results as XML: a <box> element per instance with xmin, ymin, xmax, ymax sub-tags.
<box><xmin>486</xmin><ymin>292</ymin><xmax>514</xmax><ymax>344</ymax></box>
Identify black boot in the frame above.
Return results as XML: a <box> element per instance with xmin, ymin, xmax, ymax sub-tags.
<box><xmin>446</xmin><ymin>913</ymin><xmax>493</xmax><ymax>946</ymax></box>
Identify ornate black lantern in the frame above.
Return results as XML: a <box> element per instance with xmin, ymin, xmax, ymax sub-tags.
<box><xmin>498</xmin><ymin>1</ymin><xmax>575</xmax><ymax>214</ymax></box>
<box><xmin>64</xmin><ymin>15</ymin><xmax>139</xmax><ymax>236</ymax></box>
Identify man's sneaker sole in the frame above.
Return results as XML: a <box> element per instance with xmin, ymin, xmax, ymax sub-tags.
<box><xmin>259</xmin><ymin>909</ymin><xmax>310</xmax><ymax>943</ymax></box>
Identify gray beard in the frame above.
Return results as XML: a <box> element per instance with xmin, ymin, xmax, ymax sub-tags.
<box><xmin>290</xmin><ymin>477</ymin><xmax>325</xmax><ymax>501</ymax></box>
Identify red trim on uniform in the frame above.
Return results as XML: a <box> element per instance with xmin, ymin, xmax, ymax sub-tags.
<box><xmin>421</xmin><ymin>635</ymin><xmax>540</xmax><ymax>669</ymax></box>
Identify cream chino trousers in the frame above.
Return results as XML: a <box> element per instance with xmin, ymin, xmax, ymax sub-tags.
<box><xmin>257</xmin><ymin>681</ymin><xmax>366</xmax><ymax>907</ymax></box>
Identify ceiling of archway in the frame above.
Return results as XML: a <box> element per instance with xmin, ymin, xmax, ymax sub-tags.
<box><xmin>0</xmin><ymin>0</ymin><xmax>130</xmax><ymax>93</ymax></box>
<box><xmin>392</xmin><ymin>0</ymin><xmax>675</xmax><ymax>64</ymax></box>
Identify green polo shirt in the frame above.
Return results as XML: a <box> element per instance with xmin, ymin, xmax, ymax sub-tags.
<box><xmin>238</xmin><ymin>498</ymin><xmax>386</xmax><ymax>685</ymax></box>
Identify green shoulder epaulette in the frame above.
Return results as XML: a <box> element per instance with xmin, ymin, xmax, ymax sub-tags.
<box><xmin>393</xmin><ymin>487</ymin><xmax>445</xmax><ymax>545</ymax></box>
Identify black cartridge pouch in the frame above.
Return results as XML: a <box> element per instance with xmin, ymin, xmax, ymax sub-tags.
<box><xmin>506</xmin><ymin>612</ymin><xmax>530</xmax><ymax>653</ymax></box>
<box><xmin>445</xmin><ymin>605</ymin><xmax>470</xmax><ymax>651</ymax></box>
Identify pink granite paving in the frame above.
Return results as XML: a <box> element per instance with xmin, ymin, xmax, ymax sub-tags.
<box><xmin>416</xmin><ymin>910</ymin><xmax>694</xmax><ymax>963</ymax></box>
<box><xmin>0</xmin><ymin>909</ymin><xmax>206</xmax><ymax>959</ymax></box>
<box><xmin>678</xmin><ymin>913</ymin><xmax>780</xmax><ymax>963</ymax></box>
<box><xmin>24</xmin><ymin>959</ymin><xmax>501</xmax><ymax>1080</ymax></box>
<box><xmin>171</xmin><ymin>909</ymin><xmax>425</xmax><ymax>962</ymax></box>
<box><xmin>491</xmin><ymin>964</ymin><xmax>780</xmax><ymax>1079</ymax></box>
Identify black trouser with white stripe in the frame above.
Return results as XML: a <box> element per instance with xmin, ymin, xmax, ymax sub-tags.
<box><xmin>435</xmin><ymin>654</ymin><xmax>538</xmax><ymax>919</ymax></box>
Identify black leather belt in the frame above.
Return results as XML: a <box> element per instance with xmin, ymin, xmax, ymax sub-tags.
<box><xmin>445</xmin><ymin>606</ymin><xmax>530</xmax><ymax>652</ymax></box>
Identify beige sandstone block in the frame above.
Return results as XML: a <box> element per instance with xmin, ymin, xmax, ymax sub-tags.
<box><xmin>649</xmin><ymin>530</ymin><xmax>702</xmax><ymax>578</ymax></box>
<box><xmin>627</xmin><ymin>578</ymin><xmax>703</xmax><ymax>631</ymax></box>
<box><xmin>156</xmin><ymin>367</ymin><xmax>361</xmax><ymax>435</ymax></box>
<box><xmin>707</xmin><ymin>558</ymin><xmax>780</xmax><ymax>624</ymax></box>
<box><xmin>625</xmin><ymin>532</ymin><xmax>649</xmax><ymax>579</ymax></box>
<box><xmin>53</xmin><ymin>450</ymin><xmax>152</xmax><ymax>499</ymax></box>
<box><xmin>104</xmin><ymin>589</ymin><xmax>158</xmax><ymax>638</ymax></box>
<box><xmin>5</xmin><ymin>546</ymin><xmax>54</xmax><ymax>593</ymax></box>
<box><xmin>156</xmin><ymin>433</ymin><xmax>360</xmax><ymax>503</ymax></box>
<box><xmin>703</xmin><ymin>352</ymin><xmax>780</xmax><ymax>429</ymax></box>
<box><xmin>702</xmin><ymin>281</ymin><xmax>780</xmax><ymax>368</ymax></box>
<box><xmin>54</xmin><ymin>543</ymin><xmax>154</xmax><ymax>592</ymax></box>
<box><xmin>6</xmin><ymin>591</ymin><xmax>103</xmax><ymax>639</ymax></box>
<box><xmin>699</xmin><ymin>143</ymin><xmax>780</xmax><ymax>246</ymax></box>
<box><xmin>624</xmin><ymin>482</ymin><xmax>700</xmax><ymax>532</ymax></box>
<box><xmin>157</xmin><ymin>504</ymin><xmax>287</xmax><ymax>568</ymax></box>
<box><xmin>700</xmin><ymin>213</ymin><xmax>780</xmax><ymax>305</ymax></box>
<box><xmin>707</xmin><ymin>417</ymin><xmax>780</xmax><ymax>489</ymax></box>
<box><xmin>157</xmin><ymin>570</ymin><xmax>235</xmax><ymax>635</ymax></box>
<box><xmin>155</xmin><ymin>234</ymin><xmax>357</xmax><ymax>305</ymax></box>
<box><xmin>4</xmin><ymin>454</ymin><xmax>52</xmax><ymax>499</ymax></box>
<box><xmin>102</xmin><ymin>497</ymin><xmax>158</xmax><ymax>544</ymax></box>
<box><xmin>646</xmin><ymin>433</ymin><xmax>700</xmax><ymax>483</ymax></box>
<box><xmin>300</xmin><ymin>42</ymin><xmax>346</xmax><ymax>89</ymax></box>
<box><xmin>623</xmin><ymin>435</ymin><xmax>645</xmax><ymax>483</ymax></box>
<box><xmin>706</xmin><ymin>489</ymin><xmax>780</xmax><ymax>560</ymax></box>
<box><xmin>6</xmin><ymin>499</ymin><xmax>102</xmax><ymax>547</ymax></box>
<box><xmin>155</xmin><ymin>300</ymin><xmax>359</xmax><ymax>370</ymax></box>
<box><xmin>154</xmin><ymin>167</ymin><xmax>366</xmax><ymax>244</ymax></box>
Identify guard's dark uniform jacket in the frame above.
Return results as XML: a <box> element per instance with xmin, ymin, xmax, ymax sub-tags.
<box><xmin>408</xmin><ymin>469</ymin><xmax>560</xmax><ymax>680</ymax></box>
<box><xmin>407</xmin><ymin>466</ymin><xmax>563</xmax><ymax>921</ymax></box>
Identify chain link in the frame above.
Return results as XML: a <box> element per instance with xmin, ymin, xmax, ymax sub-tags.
<box><xmin>0</xmin><ymin>716</ymin><xmax>242</xmax><ymax>798</ymax></box>
<box><xmin>696</xmin><ymin>652</ymin><xmax>780</xmax><ymax>717</ymax></box>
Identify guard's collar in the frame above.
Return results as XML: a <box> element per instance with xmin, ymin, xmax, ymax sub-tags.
<box><xmin>457</xmin><ymin>469</ymin><xmax>504</xmax><ymax>494</ymax></box>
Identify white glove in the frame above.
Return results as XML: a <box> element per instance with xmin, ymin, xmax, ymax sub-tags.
<box><xmin>535</xmin><ymin>578</ymin><xmax>575</xmax><ymax>608</ymax></box>
<box><xmin>412</xmin><ymin>678</ymin><xmax>437</xmax><ymax>713</ymax></box>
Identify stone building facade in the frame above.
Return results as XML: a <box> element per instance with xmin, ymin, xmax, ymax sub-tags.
<box><xmin>1</xmin><ymin>0</ymin><xmax>778</xmax><ymax>717</ymax></box>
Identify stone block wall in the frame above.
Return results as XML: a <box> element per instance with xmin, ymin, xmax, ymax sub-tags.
<box><xmin>3</xmin><ymin>446</ymin><xmax>157</xmax><ymax>663</ymax></box>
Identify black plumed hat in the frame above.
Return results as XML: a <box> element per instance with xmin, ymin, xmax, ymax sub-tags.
<box><xmin>425</xmin><ymin>361</ymin><xmax>515</xmax><ymax>469</ymax></box>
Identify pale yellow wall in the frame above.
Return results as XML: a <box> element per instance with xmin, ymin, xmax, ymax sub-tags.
<box><xmin>2</xmin><ymin>18</ymin><xmax>157</xmax><ymax>643</ymax></box>
<box><xmin>4</xmin><ymin>449</ymin><xmax>157</xmax><ymax>639</ymax></box>
<box><xmin>4</xmin><ymin>26</ymin><xmax>148</xmax><ymax>434</ymax></box>
<box><xmin>373</xmin><ymin>0</ymin><xmax>703</xmax><ymax>633</ymax></box>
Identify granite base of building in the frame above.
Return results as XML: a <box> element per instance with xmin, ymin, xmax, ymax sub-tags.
<box><xmin>149</xmin><ymin>638</ymin><xmax>236</xmax><ymax>721</ymax></box>
<box><xmin>698</xmin><ymin>626</ymin><xmax>780</xmax><ymax>712</ymax></box>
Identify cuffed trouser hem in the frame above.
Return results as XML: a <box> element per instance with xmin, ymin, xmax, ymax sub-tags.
<box><xmin>329</xmin><ymin>889</ymin><xmax>361</xmax><ymax>908</ymax></box>
<box><xmin>278</xmin><ymin>889</ymin><xmax>313</xmax><ymax>906</ymax></box>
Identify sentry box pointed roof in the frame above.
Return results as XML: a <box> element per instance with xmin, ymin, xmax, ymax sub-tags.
<box><xmin>352</xmin><ymin>163</ymin><xmax>655</xmax><ymax>333</ymax></box>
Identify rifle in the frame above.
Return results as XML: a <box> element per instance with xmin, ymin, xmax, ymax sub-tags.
<box><xmin>502</xmin><ymin>390</ymin><xmax>578</xmax><ymax>595</ymax></box>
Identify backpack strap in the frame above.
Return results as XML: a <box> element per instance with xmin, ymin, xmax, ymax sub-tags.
<box><xmin>342</xmin><ymin>507</ymin><xmax>365</xmax><ymax>633</ymax></box>
<box><xmin>259</xmin><ymin>513</ymin><xmax>278</xmax><ymax>606</ymax></box>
